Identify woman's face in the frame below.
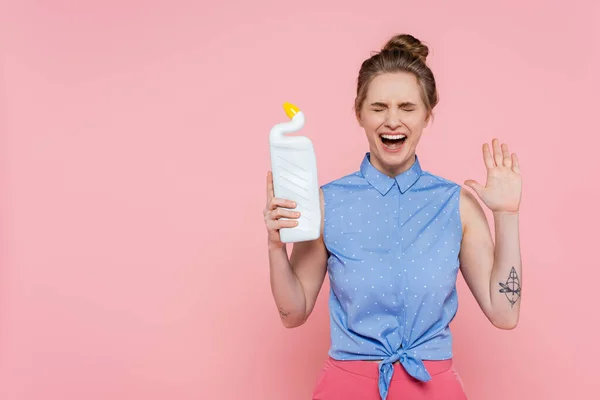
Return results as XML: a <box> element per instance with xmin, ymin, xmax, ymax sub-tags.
<box><xmin>357</xmin><ymin>71</ymin><xmax>430</xmax><ymax>177</ymax></box>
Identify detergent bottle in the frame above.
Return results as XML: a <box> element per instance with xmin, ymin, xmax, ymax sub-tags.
<box><xmin>269</xmin><ymin>102</ymin><xmax>321</xmax><ymax>243</ymax></box>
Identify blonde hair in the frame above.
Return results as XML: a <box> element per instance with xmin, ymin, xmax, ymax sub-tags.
<box><xmin>354</xmin><ymin>34</ymin><xmax>439</xmax><ymax>119</ymax></box>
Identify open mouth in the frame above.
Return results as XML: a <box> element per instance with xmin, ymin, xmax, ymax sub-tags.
<box><xmin>380</xmin><ymin>134</ymin><xmax>407</xmax><ymax>150</ymax></box>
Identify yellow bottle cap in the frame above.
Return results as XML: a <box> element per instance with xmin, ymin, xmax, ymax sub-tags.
<box><xmin>283</xmin><ymin>102</ymin><xmax>300</xmax><ymax>119</ymax></box>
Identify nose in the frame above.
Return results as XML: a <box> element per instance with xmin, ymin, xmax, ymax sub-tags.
<box><xmin>384</xmin><ymin>111</ymin><xmax>403</xmax><ymax>130</ymax></box>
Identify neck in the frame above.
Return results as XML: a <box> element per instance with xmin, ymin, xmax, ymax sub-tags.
<box><xmin>371</xmin><ymin>153</ymin><xmax>416</xmax><ymax>178</ymax></box>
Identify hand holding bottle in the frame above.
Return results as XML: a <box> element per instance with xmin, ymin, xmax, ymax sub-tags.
<box><xmin>263</xmin><ymin>171</ymin><xmax>300</xmax><ymax>249</ymax></box>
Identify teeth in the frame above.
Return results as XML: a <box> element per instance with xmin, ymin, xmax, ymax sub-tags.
<box><xmin>381</xmin><ymin>134</ymin><xmax>406</xmax><ymax>140</ymax></box>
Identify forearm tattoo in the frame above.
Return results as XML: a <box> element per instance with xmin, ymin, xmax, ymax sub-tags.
<box><xmin>498</xmin><ymin>266</ymin><xmax>521</xmax><ymax>308</ymax></box>
<box><xmin>278</xmin><ymin>307</ymin><xmax>290</xmax><ymax>319</ymax></box>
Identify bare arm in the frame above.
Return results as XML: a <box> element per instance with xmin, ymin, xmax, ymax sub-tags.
<box><xmin>264</xmin><ymin>172</ymin><xmax>328</xmax><ymax>328</ymax></box>
<box><xmin>460</xmin><ymin>139</ymin><xmax>523</xmax><ymax>330</ymax></box>
<box><xmin>459</xmin><ymin>189</ymin><xmax>522</xmax><ymax>329</ymax></box>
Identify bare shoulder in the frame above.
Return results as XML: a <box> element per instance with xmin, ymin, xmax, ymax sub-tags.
<box><xmin>459</xmin><ymin>186</ymin><xmax>480</xmax><ymax>211</ymax></box>
<box><xmin>459</xmin><ymin>186</ymin><xmax>487</xmax><ymax>233</ymax></box>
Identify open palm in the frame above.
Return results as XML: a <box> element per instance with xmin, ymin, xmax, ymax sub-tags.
<box><xmin>465</xmin><ymin>139</ymin><xmax>522</xmax><ymax>213</ymax></box>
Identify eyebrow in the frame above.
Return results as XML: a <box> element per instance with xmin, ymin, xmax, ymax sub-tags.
<box><xmin>370</xmin><ymin>101</ymin><xmax>417</xmax><ymax>108</ymax></box>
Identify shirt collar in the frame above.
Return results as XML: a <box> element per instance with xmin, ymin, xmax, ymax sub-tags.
<box><xmin>359</xmin><ymin>152</ymin><xmax>423</xmax><ymax>195</ymax></box>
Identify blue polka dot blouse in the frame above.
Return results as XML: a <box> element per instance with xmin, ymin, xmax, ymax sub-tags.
<box><xmin>321</xmin><ymin>153</ymin><xmax>463</xmax><ymax>400</ymax></box>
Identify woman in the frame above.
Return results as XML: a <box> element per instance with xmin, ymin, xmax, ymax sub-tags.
<box><xmin>263</xmin><ymin>33</ymin><xmax>522</xmax><ymax>400</ymax></box>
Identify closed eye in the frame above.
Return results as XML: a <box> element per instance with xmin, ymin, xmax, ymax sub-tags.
<box><xmin>370</xmin><ymin>102</ymin><xmax>417</xmax><ymax>112</ymax></box>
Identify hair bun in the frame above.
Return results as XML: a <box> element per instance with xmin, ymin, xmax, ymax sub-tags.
<box><xmin>382</xmin><ymin>34</ymin><xmax>429</xmax><ymax>62</ymax></box>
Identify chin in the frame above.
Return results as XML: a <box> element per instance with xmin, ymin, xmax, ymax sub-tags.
<box><xmin>371</xmin><ymin>142</ymin><xmax>414</xmax><ymax>175</ymax></box>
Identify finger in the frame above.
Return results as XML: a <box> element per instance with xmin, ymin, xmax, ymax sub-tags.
<box><xmin>492</xmin><ymin>138</ymin><xmax>503</xmax><ymax>166</ymax></box>
<box><xmin>501</xmin><ymin>143</ymin><xmax>512</xmax><ymax>167</ymax></box>
<box><xmin>267</xmin><ymin>219</ymin><xmax>299</xmax><ymax>231</ymax></box>
<box><xmin>270</xmin><ymin>197</ymin><xmax>297</xmax><ymax>211</ymax></box>
<box><xmin>464</xmin><ymin>179</ymin><xmax>485</xmax><ymax>197</ymax></box>
<box><xmin>270</xmin><ymin>208</ymin><xmax>301</xmax><ymax>220</ymax></box>
<box><xmin>511</xmin><ymin>153</ymin><xmax>520</xmax><ymax>173</ymax></box>
<box><xmin>266</xmin><ymin>171</ymin><xmax>274</xmax><ymax>201</ymax></box>
<box><xmin>482</xmin><ymin>143</ymin><xmax>495</xmax><ymax>168</ymax></box>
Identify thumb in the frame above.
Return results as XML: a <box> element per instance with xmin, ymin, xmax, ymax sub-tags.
<box><xmin>464</xmin><ymin>179</ymin><xmax>485</xmax><ymax>197</ymax></box>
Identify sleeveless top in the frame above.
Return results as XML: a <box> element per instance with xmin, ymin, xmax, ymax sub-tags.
<box><xmin>320</xmin><ymin>153</ymin><xmax>463</xmax><ymax>400</ymax></box>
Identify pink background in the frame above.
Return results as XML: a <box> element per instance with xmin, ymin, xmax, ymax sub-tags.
<box><xmin>1</xmin><ymin>1</ymin><xmax>599</xmax><ymax>399</ymax></box>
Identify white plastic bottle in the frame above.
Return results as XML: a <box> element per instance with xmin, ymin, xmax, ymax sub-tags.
<box><xmin>269</xmin><ymin>102</ymin><xmax>321</xmax><ymax>243</ymax></box>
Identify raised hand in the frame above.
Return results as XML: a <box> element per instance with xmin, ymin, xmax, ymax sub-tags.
<box><xmin>263</xmin><ymin>171</ymin><xmax>300</xmax><ymax>249</ymax></box>
<box><xmin>464</xmin><ymin>138</ymin><xmax>522</xmax><ymax>214</ymax></box>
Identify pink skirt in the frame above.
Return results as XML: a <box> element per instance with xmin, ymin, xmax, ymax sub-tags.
<box><xmin>312</xmin><ymin>357</ymin><xmax>467</xmax><ymax>400</ymax></box>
